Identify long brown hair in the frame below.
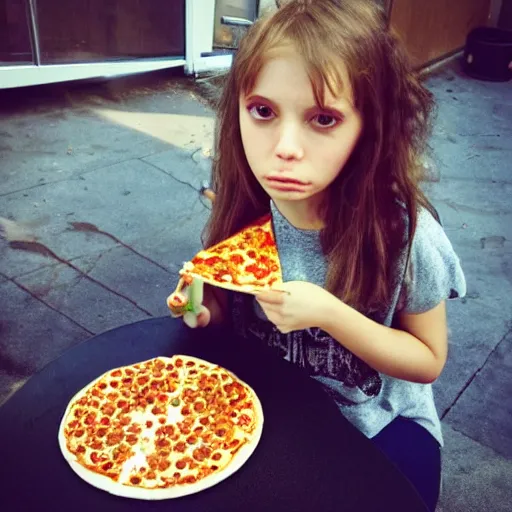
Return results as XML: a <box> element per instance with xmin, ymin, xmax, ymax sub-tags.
<box><xmin>204</xmin><ymin>0</ymin><xmax>437</xmax><ymax>313</ymax></box>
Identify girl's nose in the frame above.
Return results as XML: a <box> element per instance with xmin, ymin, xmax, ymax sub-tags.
<box><xmin>275</xmin><ymin>123</ymin><xmax>304</xmax><ymax>161</ymax></box>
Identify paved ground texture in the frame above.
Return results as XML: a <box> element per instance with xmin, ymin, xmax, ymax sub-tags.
<box><xmin>0</xmin><ymin>62</ymin><xmax>511</xmax><ymax>511</ymax></box>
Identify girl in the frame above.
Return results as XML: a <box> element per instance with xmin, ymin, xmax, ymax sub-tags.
<box><xmin>179</xmin><ymin>1</ymin><xmax>466</xmax><ymax>510</ymax></box>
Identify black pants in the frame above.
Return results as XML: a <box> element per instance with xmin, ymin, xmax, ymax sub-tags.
<box><xmin>371</xmin><ymin>417</ymin><xmax>441</xmax><ymax>512</ymax></box>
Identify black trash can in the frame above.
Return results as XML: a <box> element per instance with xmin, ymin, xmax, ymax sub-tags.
<box><xmin>463</xmin><ymin>27</ymin><xmax>512</xmax><ymax>82</ymax></box>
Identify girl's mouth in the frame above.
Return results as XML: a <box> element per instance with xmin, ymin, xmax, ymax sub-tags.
<box><xmin>265</xmin><ymin>177</ymin><xmax>310</xmax><ymax>192</ymax></box>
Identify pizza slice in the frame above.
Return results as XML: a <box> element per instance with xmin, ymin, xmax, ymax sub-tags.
<box><xmin>178</xmin><ymin>214</ymin><xmax>283</xmax><ymax>294</ymax></box>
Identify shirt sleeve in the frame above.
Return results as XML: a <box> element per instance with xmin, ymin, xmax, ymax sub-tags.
<box><xmin>402</xmin><ymin>207</ymin><xmax>467</xmax><ymax>314</ymax></box>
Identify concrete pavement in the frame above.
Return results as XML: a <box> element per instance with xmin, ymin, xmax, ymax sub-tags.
<box><xmin>0</xmin><ymin>63</ymin><xmax>511</xmax><ymax>511</ymax></box>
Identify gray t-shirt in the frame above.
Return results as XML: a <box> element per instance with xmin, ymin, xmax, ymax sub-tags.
<box><xmin>231</xmin><ymin>201</ymin><xmax>466</xmax><ymax>446</ymax></box>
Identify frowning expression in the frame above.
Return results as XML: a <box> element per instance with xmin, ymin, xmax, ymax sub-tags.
<box><xmin>239</xmin><ymin>46</ymin><xmax>363</xmax><ymax>211</ymax></box>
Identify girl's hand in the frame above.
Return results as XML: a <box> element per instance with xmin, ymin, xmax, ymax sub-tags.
<box><xmin>183</xmin><ymin>305</ymin><xmax>211</xmax><ymax>329</ymax></box>
<box><xmin>256</xmin><ymin>281</ymin><xmax>335</xmax><ymax>333</ymax></box>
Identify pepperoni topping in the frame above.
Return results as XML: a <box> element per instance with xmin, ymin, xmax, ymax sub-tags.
<box><xmin>130</xmin><ymin>476</ymin><xmax>141</xmax><ymax>485</ymax></box>
<box><xmin>111</xmin><ymin>370</ymin><xmax>122</xmax><ymax>378</ymax></box>
<box><xmin>156</xmin><ymin>439</ymin><xmax>170</xmax><ymax>448</ymax></box>
<box><xmin>101</xmin><ymin>403</ymin><xmax>115</xmax><ymax>416</ymax></box>
<box><xmin>74</xmin><ymin>429</ymin><xmax>85</xmax><ymax>438</ymax></box>
<box><xmin>192</xmin><ymin>449</ymin><xmax>205</xmax><ymax>462</ymax></box>
<box><xmin>100</xmin><ymin>417</ymin><xmax>110</xmax><ymax>426</ymax></box>
<box><xmin>137</xmin><ymin>376</ymin><xmax>149</xmax><ymax>385</ymax></box>
<box><xmin>238</xmin><ymin>414</ymin><xmax>251</xmax><ymax>426</ymax></box>
<box><xmin>157</xmin><ymin>425</ymin><xmax>174</xmax><ymax>436</ymax></box>
<box><xmin>174</xmin><ymin>442</ymin><xmax>186</xmax><ymax>453</ymax></box>
<box><xmin>229</xmin><ymin>253</ymin><xmax>244</xmax><ymax>265</ymax></box>
<box><xmin>227</xmin><ymin>439</ymin><xmax>240</xmax><ymax>449</ymax></box>
<box><xmin>146</xmin><ymin>420</ymin><xmax>153</xmax><ymax>428</ymax></box>
<box><xmin>158</xmin><ymin>460</ymin><xmax>171</xmax><ymax>471</ymax></box>
<box><xmin>176</xmin><ymin>459</ymin><xmax>187</xmax><ymax>470</ymax></box>
<box><xmin>106</xmin><ymin>432</ymin><xmax>124</xmax><ymax>446</ymax></box>
<box><xmin>212</xmin><ymin>452</ymin><xmax>222</xmax><ymax>461</ymax></box>
<box><xmin>84</xmin><ymin>413</ymin><xmax>96</xmax><ymax>425</ymax></box>
<box><xmin>126</xmin><ymin>434</ymin><xmax>138</xmax><ymax>445</ymax></box>
<box><xmin>98</xmin><ymin>382</ymin><xmax>107</xmax><ymax>390</ymax></box>
<box><xmin>118</xmin><ymin>415</ymin><xmax>130</xmax><ymax>426</ymax></box>
<box><xmin>76</xmin><ymin>445</ymin><xmax>86</xmax><ymax>454</ymax></box>
<box><xmin>193</xmin><ymin>401</ymin><xmax>205</xmax><ymax>413</ymax></box>
<box><xmin>147</xmin><ymin>455</ymin><xmax>159</xmax><ymax>470</ymax></box>
<box><xmin>151</xmin><ymin>406</ymin><xmax>164</xmax><ymax>415</ymax></box>
<box><xmin>127</xmin><ymin>424</ymin><xmax>141</xmax><ymax>434</ymax></box>
<box><xmin>245</xmin><ymin>264</ymin><xmax>270</xmax><ymax>280</ymax></box>
<box><xmin>175</xmin><ymin>359</ymin><xmax>183</xmax><ymax>368</ymax></box>
<box><xmin>110</xmin><ymin>381</ymin><xmax>119</xmax><ymax>389</ymax></box>
<box><xmin>204</xmin><ymin>256</ymin><xmax>223</xmax><ymax>266</ymax></box>
<box><xmin>97</xmin><ymin>428</ymin><xmax>107</xmax><ymax>437</ymax></box>
<box><xmin>91</xmin><ymin>441</ymin><xmax>103</xmax><ymax>450</ymax></box>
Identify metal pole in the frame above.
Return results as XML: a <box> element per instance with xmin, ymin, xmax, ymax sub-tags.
<box><xmin>27</xmin><ymin>0</ymin><xmax>41</xmax><ymax>66</ymax></box>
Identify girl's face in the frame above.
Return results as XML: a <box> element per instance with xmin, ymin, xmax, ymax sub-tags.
<box><xmin>239</xmin><ymin>46</ymin><xmax>363</xmax><ymax>226</ymax></box>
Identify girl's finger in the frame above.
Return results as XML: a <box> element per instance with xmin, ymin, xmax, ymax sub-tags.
<box><xmin>256</xmin><ymin>290</ymin><xmax>286</xmax><ymax>305</ymax></box>
<box><xmin>196</xmin><ymin>306</ymin><xmax>211</xmax><ymax>328</ymax></box>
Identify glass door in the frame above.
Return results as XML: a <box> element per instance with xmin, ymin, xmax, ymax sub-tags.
<box><xmin>1</xmin><ymin>0</ymin><xmax>187</xmax><ymax>89</ymax></box>
<box><xmin>0</xmin><ymin>0</ymin><xmax>34</xmax><ymax>65</ymax></box>
<box><xmin>35</xmin><ymin>0</ymin><xmax>185</xmax><ymax>64</ymax></box>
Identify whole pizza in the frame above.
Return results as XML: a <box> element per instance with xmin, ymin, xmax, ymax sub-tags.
<box><xmin>58</xmin><ymin>355</ymin><xmax>263</xmax><ymax>499</ymax></box>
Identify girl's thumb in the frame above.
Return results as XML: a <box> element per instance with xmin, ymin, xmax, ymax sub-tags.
<box><xmin>183</xmin><ymin>306</ymin><xmax>211</xmax><ymax>328</ymax></box>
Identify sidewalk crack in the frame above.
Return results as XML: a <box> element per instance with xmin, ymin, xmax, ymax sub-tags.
<box><xmin>441</xmin><ymin>325</ymin><xmax>512</xmax><ymax>420</ymax></box>
<box><xmin>66</xmin><ymin>222</ymin><xmax>174</xmax><ymax>274</ymax></box>
<box><xmin>141</xmin><ymin>159</ymin><xmax>202</xmax><ymax>196</ymax></box>
<box><xmin>9</xmin><ymin>240</ymin><xmax>153</xmax><ymax>317</ymax></box>
<box><xmin>8</xmin><ymin>279</ymin><xmax>93</xmax><ymax>336</ymax></box>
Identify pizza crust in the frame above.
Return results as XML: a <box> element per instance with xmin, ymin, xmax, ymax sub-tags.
<box><xmin>58</xmin><ymin>356</ymin><xmax>264</xmax><ymax>500</ymax></box>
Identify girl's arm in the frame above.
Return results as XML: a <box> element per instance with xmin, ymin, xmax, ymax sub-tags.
<box><xmin>321</xmin><ymin>299</ymin><xmax>448</xmax><ymax>384</ymax></box>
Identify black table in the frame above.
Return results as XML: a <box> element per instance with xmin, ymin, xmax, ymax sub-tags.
<box><xmin>0</xmin><ymin>317</ymin><xmax>427</xmax><ymax>512</ymax></box>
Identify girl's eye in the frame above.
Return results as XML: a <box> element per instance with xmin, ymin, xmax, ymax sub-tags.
<box><xmin>248</xmin><ymin>104</ymin><xmax>275</xmax><ymax>120</ymax></box>
<box><xmin>311</xmin><ymin>113</ymin><xmax>340</xmax><ymax>129</ymax></box>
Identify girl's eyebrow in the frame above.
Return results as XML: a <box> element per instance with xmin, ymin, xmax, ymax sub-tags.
<box><xmin>243</xmin><ymin>94</ymin><xmax>277</xmax><ymax>108</ymax></box>
<box><xmin>244</xmin><ymin>93</ymin><xmax>346</xmax><ymax>116</ymax></box>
